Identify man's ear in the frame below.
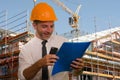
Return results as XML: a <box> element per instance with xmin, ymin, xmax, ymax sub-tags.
<box><xmin>32</xmin><ymin>23</ymin><xmax>37</xmax><ymax>30</ymax></box>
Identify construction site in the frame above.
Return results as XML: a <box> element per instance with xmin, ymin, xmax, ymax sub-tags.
<box><xmin>0</xmin><ymin>0</ymin><xmax>120</xmax><ymax>80</ymax></box>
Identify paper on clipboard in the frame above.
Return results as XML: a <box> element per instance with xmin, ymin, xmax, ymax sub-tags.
<box><xmin>52</xmin><ymin>42</ymin><xmax>91</xmax><ymax>75</ymax></box>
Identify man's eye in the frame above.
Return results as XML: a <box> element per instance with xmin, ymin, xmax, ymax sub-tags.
<box><xmin>42</xmin><ymin>26</ymin><xmax>47</xmax><ymax>28</ymax></box>
<box><xmin>51</xmin><ymin>25</ymin><xmax>54</xmax><ymax>28</ymax></box>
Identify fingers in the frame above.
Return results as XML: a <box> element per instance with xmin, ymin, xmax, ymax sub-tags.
<box><xmin>48</xmin><ymin>55</ymin><xmax>59</xmax><ymax>66</ymax></box>
<box><xmin>49</xmin><ymin>54</ymin><xmax>59</xmax><ymax>60</ymax></box>
<box><xmin>43</xmin><ymin>54</ymin><xmax>59</xmax><ymax>66</ymax></box>
<box><xmin>70</xmin><ymin>58</ymin><xmax>84</xmax><ymax>70</ymax></box>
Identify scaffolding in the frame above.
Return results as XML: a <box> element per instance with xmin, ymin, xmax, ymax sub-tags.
<box><xmin>0</xmin><ymin>10</ymin><xmax>33</xmax><ymax>80</ymax></box>
<box><xmin>68</xmin><ymin>27</ymin><xmax>120</xmax><ymax>80</ymax></box>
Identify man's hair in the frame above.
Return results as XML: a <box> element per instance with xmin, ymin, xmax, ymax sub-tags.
<box><xmin>33</xmin><ymin>20</ymin><xmax>41</xmax><ymax>24</ymax></box>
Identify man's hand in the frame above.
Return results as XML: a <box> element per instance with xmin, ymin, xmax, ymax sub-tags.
<box><xmin>42</xmin><ymin>54</ymin><xmax>59</xmax><ymax>66</ymax></box>
<box><xmin>70</xmin><ymin>58</ymin><xmax>84</xmax><ymax>76</ymax></box>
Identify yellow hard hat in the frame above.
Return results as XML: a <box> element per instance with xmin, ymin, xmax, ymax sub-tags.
<box><xmin>30</xmin><ymin>2</ymin><xmax>57</xmax><ymax>21</ymax></box>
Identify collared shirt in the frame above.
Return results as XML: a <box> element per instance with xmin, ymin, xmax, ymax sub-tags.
<box><xmin>18</xmin><ymin>34</ymin><xmax>69</xmax><ymax>80</ymax></box>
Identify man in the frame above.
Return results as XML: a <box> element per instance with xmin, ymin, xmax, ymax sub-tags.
<box><xmin>18</xmin><ymin>2</ymin><xmax>84</xmax><ymax>80</ymax></box>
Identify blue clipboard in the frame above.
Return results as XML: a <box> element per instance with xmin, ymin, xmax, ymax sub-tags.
<box><xmin>52</xmin><ymin>42</ymin><xmax>91</xmax><ymax>75</ymax></box>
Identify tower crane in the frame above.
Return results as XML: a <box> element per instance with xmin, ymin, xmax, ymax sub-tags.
<box><xmin>52</xmin><ymin>0</ymin><xmax>81</xmax><ymax>29</ymax></box>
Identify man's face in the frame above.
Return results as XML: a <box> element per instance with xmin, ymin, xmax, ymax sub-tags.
<box><xmin>33</xmin><ymin>21</ymin><xmax>54</xmax><ymax>40</ymax></box>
